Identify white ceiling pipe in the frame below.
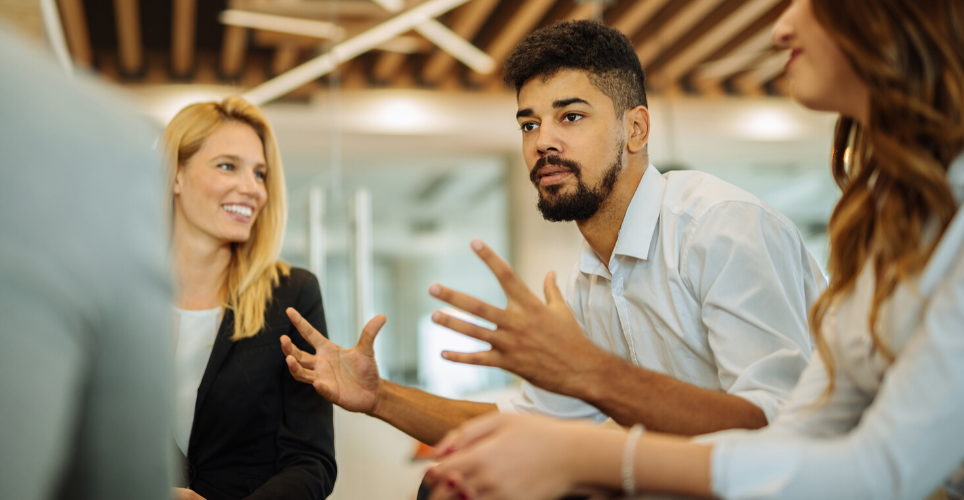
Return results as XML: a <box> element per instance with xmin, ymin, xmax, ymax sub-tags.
<box><xmin>370</xmin><ymin>0</ymin><xmax>404</xmax><ymax>13</ymax></box>
<box><xmin>243</xmin><ymin>0</ymin><xmax>471</xmax><ymax>105</ymax></box>
<box><xmin>40</xmin><ymin>0</ymin><xmax>74</xmax><ymax>75</ymax></box>
<box><xmin>414</xmin><ymin>19</ymin><xmax>495</xmax><ymax>74</ymax></box>
<box><xmin>220</xmin><ymin>9</ymin><xmax>346</xmax><ymax>41</ymax></box>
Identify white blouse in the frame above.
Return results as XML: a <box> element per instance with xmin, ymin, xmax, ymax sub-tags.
<box><xmin>172</xmin><ymin>306</ymin><xmax>221</xmax><ymax>456</ymax></box>
<box><xmin>703</xmin><ymin>155</ymin><xmax>964</xmax><ymax>500</ymax></box>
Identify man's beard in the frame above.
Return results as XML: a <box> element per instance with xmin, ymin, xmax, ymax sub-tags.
<box><xmin>531</xmin><ymin>146</ymin><xmax>623</xmax><ymax>222</ymax></box>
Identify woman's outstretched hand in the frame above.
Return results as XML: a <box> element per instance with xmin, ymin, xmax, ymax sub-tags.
<box><xmin>281</xmin><ymin>308</ymin><xmax>387</xmax><ymax>414</ymax></box>
<box><xmin>424</xmin><ymin>414</ymin><xmax>597</xmax><ymax>500</ymax></box>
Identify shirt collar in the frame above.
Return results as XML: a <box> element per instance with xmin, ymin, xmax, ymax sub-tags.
<box><xmin>577</xmin><ymin>164</ymin><xmax>665</xmax><ymax>275</ymax></box>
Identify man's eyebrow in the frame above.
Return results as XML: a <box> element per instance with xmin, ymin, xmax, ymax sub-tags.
<box><xmin>516</xmin><ymin>108</ymin><xmax>534</xmax><ymax>119</ymax></box>
<box><xmin>553</xmin><ymin>97</ymin><xmax>590</xmax><ymax>108</ymax></box>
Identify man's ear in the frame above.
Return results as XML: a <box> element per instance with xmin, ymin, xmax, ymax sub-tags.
<box><xmin>626</xmin><ymin>106</ymin><xmax>650</xmax><ymax>154</ymax></box>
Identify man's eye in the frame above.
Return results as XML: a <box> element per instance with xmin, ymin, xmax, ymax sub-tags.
<box><xmin>563</xmin><ymin>113</ymin><xmax>581</xmax><ymax>122</ymax></box>
<box><xmin>520</xmin><ymin>122</ymin><xmax>538</xmax><ymax>132</ymax></box>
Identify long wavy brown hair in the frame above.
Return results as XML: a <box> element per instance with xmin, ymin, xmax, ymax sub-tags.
<box><xmin>808</xmin><ymin>0</ymin><xmax>964</xmax><ymax>397</ymax></box>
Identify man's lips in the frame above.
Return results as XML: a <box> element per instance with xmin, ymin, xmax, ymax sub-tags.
<box><xmin>535</xmin><ymin>165</ymin><xmax>573</xmax><ymax>186</ymax></box>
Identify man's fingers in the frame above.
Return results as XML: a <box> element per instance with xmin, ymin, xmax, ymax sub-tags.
<box><xmin>285</xmin><ymin>355</ymin><xmax>318</xmax><ymax>384</ymax></box>
<box><xmin>543</xmin><ymin>270</ymin><xmax>565</xmax><ymax>305</ymax></box>
<box><xmin>286</xmin><ymin>307</ymin><xmax>329</xmax><ymax>349</ymax></box>
<box><xmin>470</xmin><ymin>239</ymin><xmax>537</xmax><ymax>302</ymax></box>
<box><xmin>440</xmin><ymin>349</ymin><xmax>500</xmax><ymax>368</ymax></box>
<box><xmin>431</xmin><ymin>311</ymin><xmax>499</xmax><ymax>345</ymax></box>
<box><xmin>359</xmin><ymin>315</ymin><xmax>387</xmax><ymax>357</ymax></box>
<box><xmin>428</xmin><ymin>285</ymin><xmax>506</xmax><ymax>325</ymax></box>
<box><xmin>280</xmin><ymin>335</ymin><xmax>315</xmax><ymax>368</ymax></box>
<box><xmin>312</xmin><ymin>380</ymin><xmax>337</xmax><ymax>401</ymax></box>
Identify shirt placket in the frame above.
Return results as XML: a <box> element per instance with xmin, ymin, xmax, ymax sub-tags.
<box><xmin>610</xmin><ymin>259</ymin><xmax>639</xmax><ymax>365</ymax></box>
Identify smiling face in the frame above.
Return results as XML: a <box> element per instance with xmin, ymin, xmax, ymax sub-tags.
<box><xmin>173</xmin><ymin>121</ymin><xmax>268</xmax><ymax>245</ymax></box>
<box><xmin>517</xmin><ymin>69</ymin><xmax>631</xmax><ymax>222</ymax></box>
<box><xmin>773</xmin><ymin>0</ymin><xmax>870</xmax><ymax>121</ymax></box>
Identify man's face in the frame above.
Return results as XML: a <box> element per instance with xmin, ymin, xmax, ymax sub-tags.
<box><xmin>516</xmin><ymin>69</ymin><xmax>626</xmax><ymax>222</ymax></box>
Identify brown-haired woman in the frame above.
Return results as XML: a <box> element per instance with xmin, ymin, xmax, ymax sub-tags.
<box><xmin>163</xmin><ymin>97</ymin><xmax>336</xmax><ymax>500</ymax></box>
<box><xmin>422</xmin><ymin>0</ymin><xmax>964</xmax><ymax>499</ymax></box>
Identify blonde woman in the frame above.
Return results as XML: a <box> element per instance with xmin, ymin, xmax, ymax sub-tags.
<box><xmin>163</xmin><ymin>97</ymin><xmax>335</xmax><ymax>500</ymax></box>
<box><xmin>424</xmin><ymin>0</ymin><xmax>964</xmax><ymax>499</ymax></box>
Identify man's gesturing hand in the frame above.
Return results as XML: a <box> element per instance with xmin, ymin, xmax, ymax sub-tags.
<box><xmin>281</xmin><ymin>308</ymin><xmax>386</xmax><ymax>414</ymax></box>
<box><xmin>428</xmin><ymin>239</ymin><xmax>603</xmax><ymax>398</ymax></box>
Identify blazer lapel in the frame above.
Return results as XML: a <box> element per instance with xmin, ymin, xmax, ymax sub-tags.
<box><xmin>193</xmin><ymin>309</ymin><xmax>235</xmax><ymax>428</ymax></box>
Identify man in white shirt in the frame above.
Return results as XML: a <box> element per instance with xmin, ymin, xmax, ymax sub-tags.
<box><xmin>281</xmin><ymin>20</ymin><xmax>824</xmax><ymax>443</ymax></box>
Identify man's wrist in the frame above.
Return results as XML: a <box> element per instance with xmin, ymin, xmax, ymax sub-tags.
<box><xmin>567</xmin><ymin>349</ymin><xmax>620</xmax><ymax>404</ymax></box>
<box><xmin>368</xmin><ymin>379</ymin><xmax>392</xmax><ymax>419</ymax></box>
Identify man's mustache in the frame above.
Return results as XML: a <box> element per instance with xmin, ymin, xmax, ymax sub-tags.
<box><xmin>529</xmin><ymin>155</ymin><xmax>583</xmax><ymax>185</ymax></box>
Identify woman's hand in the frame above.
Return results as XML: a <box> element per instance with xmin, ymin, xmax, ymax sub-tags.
<box><xmin>424</xmin><ymin>414</ymin><xmax>606</xmax><ymax>500</ymax></box>
<box><xmin>172</xmin><ymin>487</ymin><xmax>205</xmax><ymax>500</ymax></box>
<box><xmin>281</xmin><ymin>309</ymin><xmax>386</xmax><ymax>414</ymax></box>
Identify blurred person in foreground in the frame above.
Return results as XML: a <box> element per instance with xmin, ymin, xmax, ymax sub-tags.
<box><xmin>162</xmin><ymin>97</ymin><xmax>336</xmax><ymax>500</ymax></box>
<box><xmin>0</xmin><ymin>25</ymin><xmax>173</xmax><ymax>500</ymax></box>
<box><xmin>281</xmin><ymin>21</ymin><xmax>825</xmax><ymax>447</ymax></box>
<box><xmin>423</xmin><ymin>0</ymin><xmax>964</xmax><ymax>499</ymax></box>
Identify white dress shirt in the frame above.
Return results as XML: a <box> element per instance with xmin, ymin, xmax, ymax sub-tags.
<box><xmin>704</xmin><ymin>155</ymin><xmax>964</xmax><ymax>500</ymax></box>
<box><xmin>173</xmin><ymin>306</ymin><xmax>221</xmax><ymax>455</ymax></box>
<box><xmin>497</xmin><ymin>165</ymin><xmax>826</xmax><ymax>422</ymax></box>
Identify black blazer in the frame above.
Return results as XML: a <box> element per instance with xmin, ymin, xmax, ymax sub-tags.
<box><xmin>184</xmin><ymin>268</ymin><xmax>336</xmax><ymax>500</ymax></box>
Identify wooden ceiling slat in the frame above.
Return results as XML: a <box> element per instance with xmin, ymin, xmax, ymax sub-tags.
<box><xmin>220</xmin><ymin>25</ymin><xmax>248</xmax><ymax>78</ymax></box>
<box><xmin>565</xmin><ymin>2</ymin><xmax>595</xmax><ymax>21</ymax></box>
<box><xmin>372</xmin><ymin>50</ymin><xmax>409</xmax><ymax>83</ymax></box>
<box><xmin>271</xmin><ymin>44</ymin><xmax>300</xmax><ymax>76</ymax></box>
<box><xmin>611</xmin><ymin>0</ymin><xmax>673</xmax><ymax>37</ymax></box>
<box><xmin>732</xmin><ymin>49</ymin><xmax>786</xmax><ymax>93</ymax></box>
<box><xmin>421</xmin><ymin>0</ymin><xmax>501</xmax><ymax>84</ymax></box>
<box><xmin>172</xmin><ymin>0</ymin><xmax>197</xmax><ymax>77</ymax></box>
<box><xmin>650</xmin><ymin>0</ymin><xmax>780</xmax><ymax>88</ymax></box>
<box><xmin>691</xmin><ymin>26</ymin><xmax>772</xmax><ymax>82</ymax></box>
<box><xmin>469</xmin><ymin>0</ymin><xmax>556</xmax><ymax>85</ymax></box>
<box><xmin>635</xmin><ymin>0</ymin><xmax>728</xmax><ymax>70</ymax></box>
<box><xmin>113</xmin><ymin>0</ymin><xmax>143</xmax><ymax>75</ymax></box>
<box><xmin>56</xmin><ymin>0</ymin><xmax>92</xmax><ymax>67</ymax></box>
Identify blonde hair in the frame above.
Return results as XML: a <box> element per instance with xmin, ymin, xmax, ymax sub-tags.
<box><xmin>162</xmin><ymin>96</ymin><xmax>291</xmax><ymax>341</ymax></box>
<box><xmin>809</xmin><ymin>0</ymin><xmax>964</xmax><ymax>400</ymax></box>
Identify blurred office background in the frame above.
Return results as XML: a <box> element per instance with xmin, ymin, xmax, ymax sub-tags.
<box><xmin>2</xmin><ymin>0</ymin><xmax>836</xmax><ymax>498</ymax></box>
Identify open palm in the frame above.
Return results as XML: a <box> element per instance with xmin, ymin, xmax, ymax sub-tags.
<box><xmin>281</xmin><ymin>308</ymin><xmax>386</xmax><ymax>414</ymax></box>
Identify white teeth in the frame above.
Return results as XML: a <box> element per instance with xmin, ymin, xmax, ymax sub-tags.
<box><xmin>222</xmin><ymin>204</ymin><xmax>253</xmax><ymax>217</ymax></box>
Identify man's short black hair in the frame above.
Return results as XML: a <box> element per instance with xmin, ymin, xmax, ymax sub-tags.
<box><xmin>503</xmin><ymin>20</ymin><xmax>648</xmax><ymax>114</ymax></box>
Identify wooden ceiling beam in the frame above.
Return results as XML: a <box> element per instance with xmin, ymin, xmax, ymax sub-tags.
<box><xmin>271</xmin><ymin>44</ymin><xmax>300</xmax><ymax>76</ymax></box>
<box><xmin>635</xmin><ymin>0</ymin><xmax>729</xmax><ymax>70</ymax></box>
<box><xmin>690</xmin><ymin>26</ymin><xmax>773</xmax><ymax>82</ymax></box>
<box><xmin>468</xmin><ymin>0</ymin><xmax>556</xmax><ymax>85</ymax></box>
<box><xmin>55</xmin><ymin>0</ymin><xmax>92</xmax><ymax>67</ymax></box>
<box><xmin>113</xmin><ymin>0</ymin><xmax>143</xmax><ymax>76</ymax></box>
<box><xmin>565</xmin><ymin>2</ymin><xmax>596</xmax><ymax>21</ymax></box>
<box><xmin>371</xmin><ymin>50</ymin><xmax>408</xmax><ymax>83</ymax></box>
<box><xmin>420</xmin><ymin>0</ymin><xmax>500</xmax><ymax>84</ymax></box>
<box><xmin>649</xmin><ymin>0</ymin><xmax>781</xmax><ymax>88</ymax></box>
<box><xmin>611</xmin><ymin>0</ymin><xmax>673</xmax><ymax>37</ymax></box>
<box><xmin>171</xmin><ymin>0</ymin><xmax>197</xmax><ymax>77</ymax></box>
<box><xmin>732</xmin><ymin>49</ymin><xmax>787</xmax><ymax>94</ymax></box>
<box><xmin>220</xmin><ymin>25</ymin><xmax>248</xmax><ymax>78</ymax></box>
